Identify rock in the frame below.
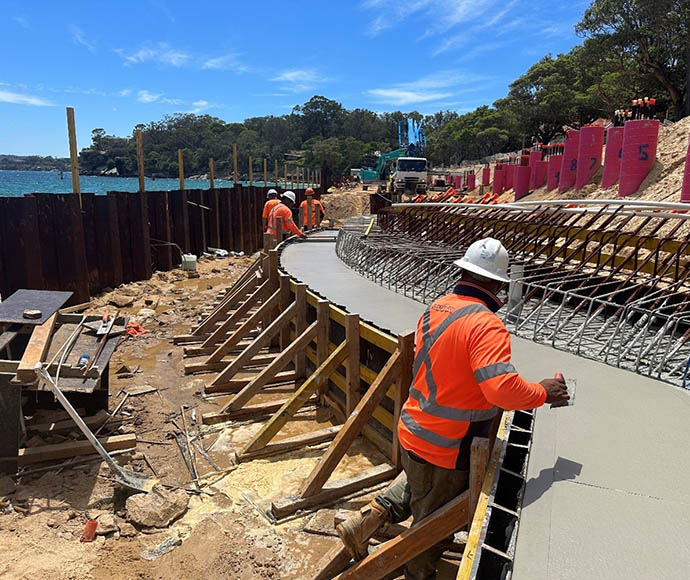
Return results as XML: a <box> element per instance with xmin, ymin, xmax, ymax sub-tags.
<box><xmin>186</xmin><ymin>271</ymin><xmax>200</xmax><ymax>279</ymax></box>
<box><xmin>0</xmin><ymin>475</ymin><xmax>16</xmax><ymax>497</ymax></box>
<box><xmin>137</xmin><ymin>308</ymin><xmax>156</xmax><ymax>319</ymax></box>
<box><xmin>125</xmin><ymin>484</ymin><xmax>189</xmax><ymax>528</ymax></box>
<box><xmin>119</xmin><ymin>522</ymin><xmax>137</xmax><ymax>537</ymax></box>
<box><xmin>96</xmin><ymin>513</ymin><xmax>119</xmax><ymax>535</ymax></box>
<box><xmin>47</xmin><ymin>511</ymin><xmax>71</xmax><ymax>528</ymax></box>
<box><xmin>115</xmin><ymin>365</ymin><xmax>131</xmax><ymax>374</ymax></box>
<box><xmin>109</xmin><ymin>294</ymin><xmax>134</xmax><ymax>308</ymax></box>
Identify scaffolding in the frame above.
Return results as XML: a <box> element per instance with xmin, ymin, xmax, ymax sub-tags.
<box><xmin>336</xmin><ymin>201</ymin><xmax>690</xmax><ymax>388</ymax></box>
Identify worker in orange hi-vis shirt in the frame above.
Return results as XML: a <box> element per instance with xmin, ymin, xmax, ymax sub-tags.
<box><xmin>266</xmin><ymin>191</ymin><xmax>305</xmax><ymax>241</ymax></box>
<box><xmin>262</xmin><ymin>189</ymin><xmax>281</xmax><ymax>230</ymax></box>
<box><xmin>336</xmin><ymin>238</ymin><xmax>569</xmax><ymax>579</ymax></box>
<box><xmin>299</xmin><ymin>187</ymin><xmax>326</xmax><ymax>227</ymax></box>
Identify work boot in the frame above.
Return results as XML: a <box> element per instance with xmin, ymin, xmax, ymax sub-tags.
<box><xmin>336</xmin><ymin>500</ymin><xmax>389</xmax><ymax>560</ymax></box>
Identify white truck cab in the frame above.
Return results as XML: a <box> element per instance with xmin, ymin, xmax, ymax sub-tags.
<box><xmin>393</xmin><ymin>157</ymin><xmax>428</xmax><ymax>199</ymax></box>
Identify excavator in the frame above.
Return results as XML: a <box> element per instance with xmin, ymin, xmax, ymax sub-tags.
<box><xmin>359</xmin><ymin>119</ymin><xmax>428</xmax><ymax>201</ymax></box>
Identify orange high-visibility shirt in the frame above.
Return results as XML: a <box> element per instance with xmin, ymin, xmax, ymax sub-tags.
<box><xmin>398</xmin><ymin>284</ymin><xmax>546</xmax><ymax>470</ymax></box>
<box><xmin>299</xmin><ymin>199</ymin><xmax>325</xmax><ymax>226</ymax></box>
<box><xmin>262</xmin><ymin>199</ymin><xmax>281</xmax><ymax>220</ymax></box>
<box><xmin>266</xmin><ymin>203</ymin><xmax>302</xmax><ymax>238</ymax></box>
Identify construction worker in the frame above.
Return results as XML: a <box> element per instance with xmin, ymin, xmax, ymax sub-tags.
<box><xmin>262</xmin><ymin>189</ymin><xmax>281</xmax><ymax>230</ymax></box>
<box><xmin>336</xmin><ymin>238</ymin><xmax>569</xmax><ymax>579</ymax></box>
<box><xmin>266</xmin><ymin>191</ymin><xmax>305</xmax><ymax>241</ymax></box>
<box><xmin>299</xmin><ymin>187</ymin><xmax>326</xmax><ymax>227</ymax></box>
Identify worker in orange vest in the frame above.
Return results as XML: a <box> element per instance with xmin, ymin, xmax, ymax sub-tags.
<box><xmin>299</xmin><ymin>187</ymin><xmax>326</xmax><ymax>227</ymax></box>
<box><xmin>336</xmin><ymin>238</ymin><xmax>568</xmax><ymax>579</ymax></box>
<box><xmin>262</xmin><ymin>189</ymin><xmax>281</xmax><ymax>230</ymax></box>
<box><xmin>266</xmin><ymin>191</ymin><xmax>305</xmax><ymax>241</ymax></box>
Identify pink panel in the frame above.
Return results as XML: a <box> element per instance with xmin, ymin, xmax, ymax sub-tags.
<box><xmin>493</xmin><ymin>167</ymin><xmax>505</xmax><ymax>194</ymax></box>
<box><xmin>681</xmin><ymin>136</ymin><xmax>690</xmax><ymax>202</ymax></box>
<box><xmin>558</xmin><ymin>130</ymin><xmax>580</xmax><ymax>193</ymax></box>
<box><xmin>576</xmin><ymin>126</ymin><xmax>605</xmax><ymax>190</ymax></box>
<box><xmin>619</xmin><ymin>120</ymin><xmax>659</xmax><ymax>197</ymax></box>
<box><xmin>481</xmin><ymin>167</ymin><xmax>490</xmax><ymax>186</ymax></box>
<box><xmin>514</xmin><ymin>166</ymin><xmax>531</xmax><ymax>200</ymax></box>
<box><xmin>601</xmin><ymin>127</ymin><xmax>625</xmax><ymax>189</ymax></box>
<box><xmin>529</xmin><ymin>150</ymin><xmax>542</xmax><ymax>168</ymax></box>
<box><xmin>505</xmin><ymin>165</ymin><xmax>516</xmax><ymax>191</ymax></box>
<box><xmin>547</xmin><ymin>155</ymin><xmax>563</xmax><ymax>191</ymax></box>
<box><xmin>467</xmin><ymin>173</ymin><xmax>476</xmax><ymax>190</ymax></box>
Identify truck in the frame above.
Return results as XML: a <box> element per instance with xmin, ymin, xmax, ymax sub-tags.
<box><xmin>392</xmin><ymin>157</ymin><xmax>428</xmax><ymax>200</ymax></box>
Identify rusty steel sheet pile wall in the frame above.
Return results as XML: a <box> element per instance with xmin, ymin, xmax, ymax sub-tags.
<box><xmin>0</xmin><ymin>186</ymin><xmax>316</xmax><ymax>304</ymax></box>
<box><xmin>335</xmin><ymin>202</ymin><xmax>690</xmax><ymax>387</ymax></box>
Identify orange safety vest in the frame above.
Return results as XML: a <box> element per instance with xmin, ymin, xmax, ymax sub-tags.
<box><xmin>266</xmin><ymin>203</ymin><xmax>302</xmax><ymax>239</ymax></box>
<box><xmin>262</xmin><ymin>198</ymin><xmax>281</xmax><ymax>220</ymax></box>
<box><xmin>398</xmin><ymin>284</ymin><xmax>546</xmax><ymax>470</ymax></box>
<box><xmin>300</xmin><ymin>199</ymin><xmax>324</xmax><ymax>226</ymax></box>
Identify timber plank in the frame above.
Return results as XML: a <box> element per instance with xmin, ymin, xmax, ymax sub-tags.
<box><xmin>18</xmin><ymin>434</ymin><xmax>136</xmax><ymax>466</ymax></box>
<box><xmin>204</xmin><ymin>370</ymin><xmax>297</xmax><ymax>395</ymax></box>
<box><xmin>239</xmin><ymin>425</ymin><xmax>341</xmax><ymax>462</ymax></box>
<box><xmin>271</xmin><ymin>463</ymin><xmax>397</xmax><ymax>520</ymax></box>
<box><xmin>300</xmin><ymin>349</ymin><xmax>400</xmax><ymax>497</ymax></box>
<box><xmin>241</xmin><ymin>341</ymin><xmax>348</xmax><ymax>454</ymax></box>
<box><xmin>16</xmin><ymin>314</ymin><xmax>57</xmax><ymax>383</ymax></box>
<box><xmin>334</xmin><ymin>490</ymin><xmax>470</xmax><ymax>580</ymax></box>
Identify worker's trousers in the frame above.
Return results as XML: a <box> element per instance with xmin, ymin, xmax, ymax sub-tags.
<box><xmin>375</xmin><ymin>449</ymin><xmax>469</xmax><ymax>580</ymax></box>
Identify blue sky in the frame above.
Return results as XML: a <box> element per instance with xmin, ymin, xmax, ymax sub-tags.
<box><xmin>1</xmin><ymin>0</ymin><xmax>589</xmax><ymax>156</ymax></box>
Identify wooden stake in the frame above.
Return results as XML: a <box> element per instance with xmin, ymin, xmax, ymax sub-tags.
<box><xmin>241</xmin><ymin>341</ymin><xmax>348</xmax><ymax>454</ymax></box>
<box><xmin>469</xmin><ymin>437</ymin><xmax>490</xmax><ymax>518</ymax></box>
<box><xmin>300</xmin><ymin>348</ymin><xmax>401</xmax><ymax>497</ymax></box>
<box><xmin>316</xmin><ymin>300</ymin><xmax>330</xmax><ymax>396</ymax></box>
<box><xmin>275</xmin><ymin>159</ymin><xmax>279</xmax><ymax>187</ymax></box>
<box><xmin>392</xmin><ymin>331</ymin><xmax>414</xmax><ymax>470</ymax></box>
<box><xmin>136</xmin><ymin>128</ymin><xmax>145</xmax><ymax>192</ymax></box>
<box><xmin>294</xmin><ymin>284</ymin><xmax>307</xmax><ymax>379</ymax></box>
<box><xmin>284</xmin><ymin>163</ymin><xmax>288</xmax><ymax>188</ymax></box>
<box><xmin>233</xmin><ymin>143</ymin><xmax>239</xmax><ymax>184</ymax></box>
<box><xmin>249</xmin><ymin>156</ymin><xmax>253</xmax><ymax>186</ymax></box>
<box><xmin>345</xmin><ymin>314</ymin><xmax>360</xmax><ymax>415</ymax></box>
<box><xmin>263</xmin><ymin>158</ymin><xmax>268</xmax><ymax>186</ymax></box>
<box><xmin>66</xmin><ymin>107</ymin><xmax>80</xmax><ymax>200</ymax></box>
<box><xmin>178</xmin><ymin>149</ymin><xmax>185</xmax><ymax>190</ymax></box>
<box><xmin>209</xmin><ymin>158</ymin><xmax>215</xmax><ymax>189</ymax></box>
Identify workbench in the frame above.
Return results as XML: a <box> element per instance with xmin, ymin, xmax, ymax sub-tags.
<box><xmin>0</xmin><ymin>290</ymin><xmax>125</xmax><ymax>474</ymax></box>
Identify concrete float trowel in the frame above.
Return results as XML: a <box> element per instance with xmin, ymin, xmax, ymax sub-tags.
<box><xmin>34</xmin><ymin>363</ymin><xmax>157</xmax><ymax>493</ymax></box>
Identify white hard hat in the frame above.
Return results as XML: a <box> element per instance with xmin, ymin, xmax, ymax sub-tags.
<box><xmin>282</xmin><ymin>191</ymin><xmax>296</xmax><ymax>204</ymax></box>
<box><xmin>267</xmin><ymin>188</ymin><xmax>278</xmax><ymax>198</ymax></box>
<box><xmin>454</xmin><ymin>238</ymin><xmax>510</xmax><ymax>283</ymax></box>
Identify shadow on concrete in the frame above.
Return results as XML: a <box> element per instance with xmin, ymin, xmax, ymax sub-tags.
<box><xmin>522</xmin><ymin>456</ymin><xmax>582</xmax><ymax>508</ymax></box>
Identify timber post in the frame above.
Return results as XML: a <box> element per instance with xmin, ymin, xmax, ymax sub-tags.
<box><xmin>136</xmin><ymin>128</ymin><xmax>145</xmax><ymax>192</ymax></box>
<box><xmin>209</xmin><ymin>158</ymin><xmax>215</xmax><ymax>189</ymax></box>
<box><xmin>66</xmin><ymin>106</ymin><xmax>81</xmax><ymax>205</ymax></box>
<box><xmin>178</xmin><ymin>149</ymin><xmax>184</xmax><ymax>190</ymax></box>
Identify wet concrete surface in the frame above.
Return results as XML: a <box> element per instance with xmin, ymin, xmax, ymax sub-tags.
<box><xmin>280</xmin><ymin>233</ymin><xmax>690</xmax><ymax>580</ymax></box>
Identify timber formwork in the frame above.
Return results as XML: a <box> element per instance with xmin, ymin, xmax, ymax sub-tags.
<box><xmin>336</xmin><ymin>201</ymin><xmax>690</xmax><ymax>389</ymax></box>
<box><xmin>174</xmin><ymin>243</ymin><xmax>518</xmax><ymax>580</ymax></box>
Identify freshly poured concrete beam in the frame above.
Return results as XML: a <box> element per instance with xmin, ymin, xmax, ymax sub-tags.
<box><xmin>280</xmin><ymin>235</ymin><xmax>425</xmax><ymax>335</ymax></box>
<box><xmin>280</xmin><ymin>233</ymin><xmax>690</xmax><ymax>579</ymax></box>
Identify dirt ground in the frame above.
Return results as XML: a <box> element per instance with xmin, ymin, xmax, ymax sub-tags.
<box><xmin>0</xmin><ymin>255</ymin><xmax>463</xmax><ymax>580</ymax></box>
<box><xmin>321</xmin><ymin>187</ymin><xmax>370</xmax><ymax>226</ymax></box>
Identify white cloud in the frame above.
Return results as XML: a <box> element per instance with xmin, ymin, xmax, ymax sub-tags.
<box><xmin>270</xmin><ymin>69</ymin><xmax>324</xmax><ymax>93</ymax></box>
<box><xmin>366</xmin><ymin>88</ymin><xmax>453</xmax><ymax>106</ymax></box>
<box><xmin>70</xmin><ymin>25</ymin><xmax>96</xmax><ymax>52</ymax></box>
<box><xmin>115</xmin><ymin>43</ymin><xmax>190</xmax><ymax>67</ymax></box>
<box><xmin>137</xmin><ymin>90</ymin><xmax>162</xmax><ymax>103</ymax></box>
<box><xmin>365</xmin><ymin>70</ymin><xmax>493</xmax><ymax>106</ymax></box>
<box><xmin>119</xmin><ymin>89</ymin><xmax>132</xmax><ymax>97</ymax></box>
<box><xmin>0</xmin><ymin>90</ymin><xmax>53</xmax><ymax>106</ymax></box>
<box><xmin>202</xmin><ymin>54</ymin><xmax>247</xmax><ymax>73</ymax></box>
<box><xmin>360</xmin><ymin>0</ymin><xmax>496</xmax><ymax>37</ymax></box>
<box><xmin>189</xmin><ymin>99</ymin><xmax>210</xmax><ymax>113</ymax></box>
<box><xmin>13</xmin><ymin>15</ymin><xmax>29</xmax><ymax>29</ymax></box>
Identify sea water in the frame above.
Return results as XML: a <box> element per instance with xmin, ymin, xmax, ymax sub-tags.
<box><xmin>0</xmin><ymin>170</ymin><xmax>280</xmax><ymax>196</ymax></box>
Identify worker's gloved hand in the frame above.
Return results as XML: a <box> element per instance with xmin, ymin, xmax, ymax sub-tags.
<box><xmin>540</xmin><ymin>376</ymin><xmax>569</xmax><ymax>405</ymax></box>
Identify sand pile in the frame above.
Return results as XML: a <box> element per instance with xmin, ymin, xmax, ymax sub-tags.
<box><xmin>321</xmin><ymin>187</ymin><xmax>371</xmax><ymax>226</ymax></box>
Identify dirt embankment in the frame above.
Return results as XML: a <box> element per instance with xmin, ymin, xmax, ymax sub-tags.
<box><xmin>321</xmin><ymin>186</ymin><xmax>371</xmax><ymax>226</ymax></box>
<box><xmin>0</xmin><ymin>255</ymin><xmax>394</xmax><ymax>580</ymax></box>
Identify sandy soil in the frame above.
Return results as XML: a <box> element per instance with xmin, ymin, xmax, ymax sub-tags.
<box><xmin>321</xmin><ymin>187</ymin><xmax>371</xmax><ymax>226</ymax></box>
<box><xmin>0</xmin><ymin>255</ymin><xmax>432</xmax><ymax>580</ymax></box>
